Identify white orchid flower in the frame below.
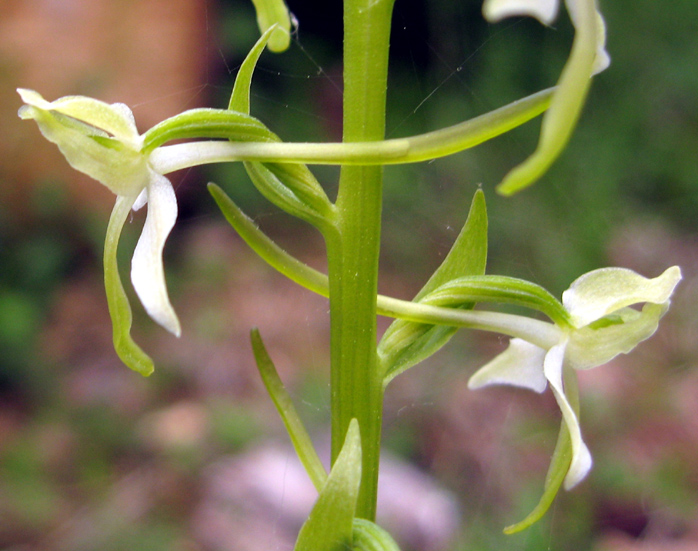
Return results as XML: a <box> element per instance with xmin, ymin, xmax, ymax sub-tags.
<box><xmin>18</xmin><ymin>88</ymin><xmax>180</xmax><ymax>373</ymax></box>
<box><xmin>483</xmin><ymin>0</ymin><xmax>610</xmax><ymax>195</ymax></box>
<box><xmin>469</xmin><ymin>266</ymin><xmax>681</xmax><ymax>489</ymax></box>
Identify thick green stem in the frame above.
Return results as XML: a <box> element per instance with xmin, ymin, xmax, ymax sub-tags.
<box><xmin>327</xmin><ymin>0</ymin><xmax>395</xmax><ymax>521</ymax></box>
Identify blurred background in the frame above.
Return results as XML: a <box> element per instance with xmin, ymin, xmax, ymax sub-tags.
<box><xmin>1</xmin><ymin>0</ymin><xmax>697</xmax><ymax>549</ymax></box>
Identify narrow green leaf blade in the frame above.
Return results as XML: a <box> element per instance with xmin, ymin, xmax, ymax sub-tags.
<box><xmin>294</xmin><ymin>419</ymin><xmax>362</xmax><ymax>551</ymax></box>
<box><xmin>208</xmin><ymin>183</ymin><xmax>329</xmax><ymax>296</ymax></box>
<box><xmin>251</xmin><ymin>328</ymin><xmax>327</xmax><ymax>492</ymax></box>
<box><xmin>416</xmin><ymin>188</ymin><xmax>487</xmax><ymax>300</ymax></box>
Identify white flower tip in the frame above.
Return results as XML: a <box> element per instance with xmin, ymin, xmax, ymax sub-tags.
<box><xmin>483</xmin><ymin>0</ymin><xmax>558</xmax><ymax>25</ymax></box>
<box><xmin>564</xmin><ymin>441</ymin><xmax>593</xmax><ymax>490</ymax></box>
<box><xmin>17</xmin><ymin>88</ymin><xmax>46</xmax><ymax>106</ymax></box>
<box><xmin>130</xmin><ymin>172</ymin><xmax>181</xmax><ymax>338</ymax></box>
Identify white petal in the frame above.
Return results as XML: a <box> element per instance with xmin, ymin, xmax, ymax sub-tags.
<box><xmin>563</xmin><ymin>266</ymin><xmax>682</xmax><ymax>328</ymax></box>
<box><xmin>543</xmin><ymin>342</ymin><xmax>592</xmax><ymax>489</ymax></box>
<box><xmin>468</xmin><ymin>338</ymin><xmax>548</xmax><ymax>393</ymax></box>
<box><xmin>483</xmin><ymin>0</ymin><xmax>559</xmax><ymax>24</ymax></box>
<box><xmin>131</xmin><ymin>171</ymin><xmax>181</xmax><ymax>336</ymax></box>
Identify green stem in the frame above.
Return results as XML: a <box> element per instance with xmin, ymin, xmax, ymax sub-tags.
<box><xmin>326</xmin><ymin>0</ymin><xmax>395</xmax><ymax>521</ymax></box>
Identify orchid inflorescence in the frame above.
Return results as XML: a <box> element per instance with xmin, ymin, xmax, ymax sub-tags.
<box><xmin>17</xmin><ymin>0</ymin><xmax>681</xmax><ymax>544</ymax></box>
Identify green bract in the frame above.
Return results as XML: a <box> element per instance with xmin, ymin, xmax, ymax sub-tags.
<box><xmin>469</xmin><ymin>266</ymin><xmax>681</xmax><ymax>490</ymax></box>
<box><xmin>18</xmin><ymin>88</ymin><xmax>181</xmax><ymax>374</ymax></box>
<box><xmin>483</xmin><ymin>0</ymin><xmax>610</xmax><ymax>195</ymax></box>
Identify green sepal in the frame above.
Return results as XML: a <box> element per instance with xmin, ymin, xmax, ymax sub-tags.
<box><xmin>422</xmin><ymin>275</ymin><xmax>571</xmax><ymax>327</ymax></box>
<box><xmin>504</xmin><ymin>365</ymin><xmax>579</xmax><ymax>534</ymax></box>
<box><xmin>379</xmin><ymin>189</ymin><xmax>487</xmax><ymax>385</ymax></box>
<box><xmin>249</xmin><ymin>0</ymin><xmax>292</xmax><ymax>53</ymax></box>
<box><xmin>352</xmin><ymin>519</ymin><xmax>402</xmax><ymax>551</ymax></box>
<box><xmin>294</xmin><ymin>419</ymin><xmax>362</xmax><ymax>551</ymax></box>
<box><xmin>104</xmin><ymin>195</ymin><xmax>154</xmax><ymax>376</ymax></box>
<box><xmin>250</xmin><ymin>328</ymin><xmax>327</xmax><ymax>492</ymax></box>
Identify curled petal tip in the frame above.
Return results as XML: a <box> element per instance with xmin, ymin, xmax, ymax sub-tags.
<box><xmin>563</xmin><ymin>442</ymin><xmax>592</xmax><ymax>490</ymax></box>
<box><xmin>483</xmin><ymin>0</ymin><xmax>559</xmax><ymax>25</ymax></box>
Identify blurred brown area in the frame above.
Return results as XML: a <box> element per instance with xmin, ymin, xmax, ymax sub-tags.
<box><xmin>0</xmin><ymin>1</ymin><xmax>697</xmax><ymax>550</ymax></box>
<box><xmin>0</xmin><ymin>0</ymin><xmax>208</xmax><ymax>216</ymax></box>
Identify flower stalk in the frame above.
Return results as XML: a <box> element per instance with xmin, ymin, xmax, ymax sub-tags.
<box><xmin>327</xmin><ymin>0</ymin><xmax>396</xmax><ymax>521</ymax></box>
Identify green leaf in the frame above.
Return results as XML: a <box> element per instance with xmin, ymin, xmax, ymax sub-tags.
<box><xmin>417</xmin><ymin>189</ymin><xmax>488</xmax><ymax>299</ymax></box>
<box><xmin>223</xmin><ymin>29</ymin><xmax>336</xmax><ymax>231</ymax></box>
<box><xmin>250</xmin><ymin>328</ymin><xmax>327</xmax><ymax>492</ymax></box>
<box><xmin>103</xmin><ymin>196</ymin><xmax>154</xmax><ymax>376</ymax></box>
<box><xmin>379</xmin><ymin>189</ymin><xmax>487</xmax><ymax>384</ymax></box>
<box><xmin>352</xmin><ymin>519</ymin><xmax>402</xmax><ymax>551</ymax></box>
<box><xmin>229</xmin><ymin>25</ymin><xmax>277</xmax><ymax>113</ymax></box>
<box><xmin>294</xmin><ymin>419</ymin><xmax>362</xmax><ymax>551</ymax></box>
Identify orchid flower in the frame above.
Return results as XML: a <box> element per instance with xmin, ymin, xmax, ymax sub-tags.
<box><xmin>18</xmin><ymin>88</ymin><xmax>180</xmax><ymax>374</ymax></box>
<box><xmin>483</xmin><ymin>0</ymin><xmax>611</xmax><ymax>195</ymax></box>
<box><xmin>469</xmin><ymin>266</ymin><xmax>682</xmax><ymax>490</ymax></box>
